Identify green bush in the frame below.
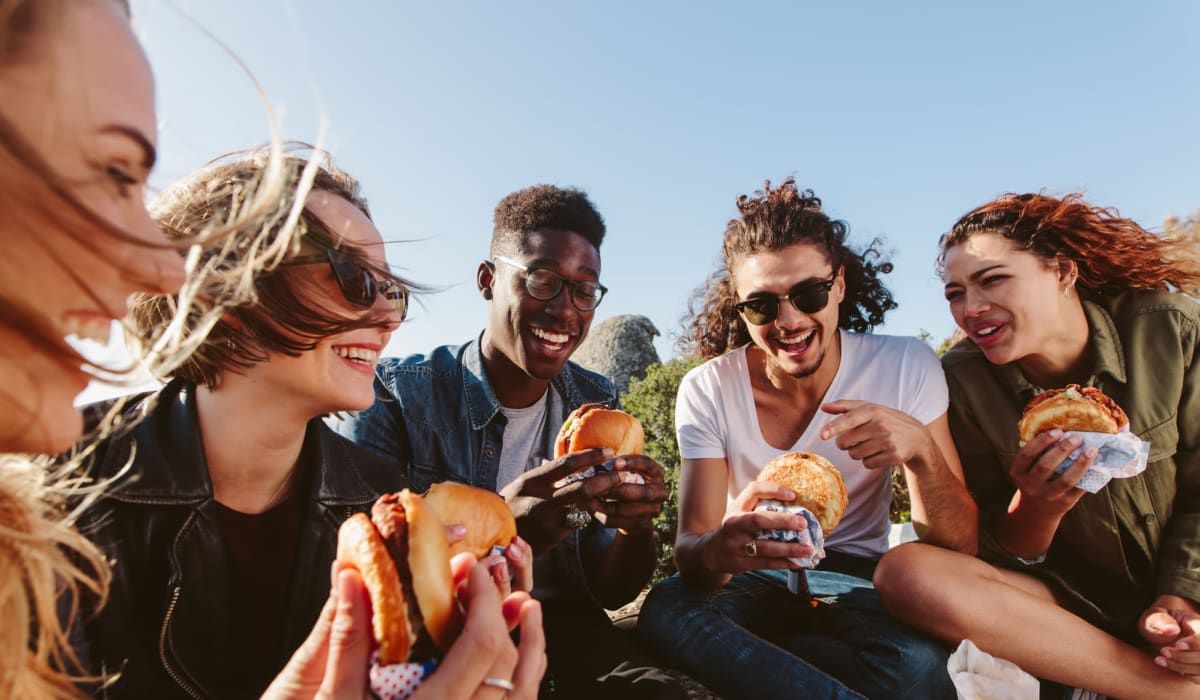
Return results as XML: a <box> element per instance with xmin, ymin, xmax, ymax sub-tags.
<box><xmin>622</xmin><ymin>357</ymin><xmax>700</xmax><ymax>581</ymax></box>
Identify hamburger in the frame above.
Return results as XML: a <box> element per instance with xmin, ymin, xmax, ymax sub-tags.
<box><xmin>1017</xmin><ymin>384</ymin><xmax>1129</xmax><ymax>445</ymax></box>
<box><xmin>554</xmin><ymin>403</ymin><xmax>644</xmax><ymax>458</ymax></box>
<box><xmin>756</xmin><ymin>451</ymin><xmax>848</xmax><ymax>536</ymax></box>
<box><xmin>336</xmin><ymin>490</ymin><xmax>457</xmax><ymax>665</ymax></box>
<box><xmin>422</xmin><ymin>482</ymin><xmax>518</xmax><ymax>559</ymax></box>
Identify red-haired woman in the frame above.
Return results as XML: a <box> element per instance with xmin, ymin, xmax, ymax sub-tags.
<box><xmin>875</xmin><ymin>193</ymin><xmax>1200</xmax><ymax>699</ymax></box>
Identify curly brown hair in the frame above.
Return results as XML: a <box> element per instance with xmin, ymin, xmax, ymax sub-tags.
<box><xmin>938</xmin><ymin>192</ymin><xmax>1200</xmax><ymax>296</ymax></box>
<box><xmin>680</xmin><ymin>177</ymin><xmax>896</xmax><ymax>360</ymax></box>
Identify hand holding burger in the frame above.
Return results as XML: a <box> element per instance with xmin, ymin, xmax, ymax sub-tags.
<box><xmin>752</xmin><ymin>451</ymin><xmax>848</xmax><ymax>568</ymax></box>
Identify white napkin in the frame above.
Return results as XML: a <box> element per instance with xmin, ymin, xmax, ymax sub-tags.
<box><xmin>1052</xmin><ymin>429</ymin><xmax>1150</xmax><ymax>493</ymax></box>
<box><xmin>753</xmin><ymin>501</ymin><xmax>825</xmax><ymax>568</ymax></box>
<box><xmin>947</xmin><ymin>640</ymin><xmax>1038</xmax><ymax>700</ymax></box>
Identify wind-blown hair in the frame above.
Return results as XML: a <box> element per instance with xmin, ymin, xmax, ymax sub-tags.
<box><xmin>490</xmin><ymin>184</ymin><xmax>606</xmax><ymax>257</ymax></box>
<box><xmin>681</xmin><ymin>177</ymin><xmax>896</xmax><ymax>359</ymax></box>
<box><xmin>938</xmin><ymin>192</ymin><xmax>1200</xmax><ymax>297</ymax></box>
<box><xmin>130</xmin><ymin>146</ymin><xmax>422</xmax><ymax>389</ymax></box>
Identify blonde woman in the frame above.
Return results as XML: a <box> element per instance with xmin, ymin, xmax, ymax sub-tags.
<box><xmin>0</xmin><ymin>1</ymin><xmax>543</xmax><ymax>698</ymax></box>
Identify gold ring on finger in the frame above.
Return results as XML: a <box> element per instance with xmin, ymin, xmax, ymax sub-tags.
<box><xmin>744</xmin><ymin>539</ymin><xmax>758</xmax><ymax>558</ymax></box>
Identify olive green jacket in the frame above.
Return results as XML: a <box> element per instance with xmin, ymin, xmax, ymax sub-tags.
<box><xmin>942</xmin><ymin>289</ymin><xmax>1199</xmax><ymax>636</ymax></box>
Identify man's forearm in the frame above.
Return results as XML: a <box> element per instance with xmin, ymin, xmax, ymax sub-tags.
<box><xmin>906</xmin><ymin>449</ymin><xmax>979</xmax><ymax>554</ymax></box>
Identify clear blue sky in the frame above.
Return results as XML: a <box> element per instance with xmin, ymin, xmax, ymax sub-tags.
<box><xmin>130</xmin><ymin>0</ymin><xmax>1200</xmax><ymax>362</ymax></box>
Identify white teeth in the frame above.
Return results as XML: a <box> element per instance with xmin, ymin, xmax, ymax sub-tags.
<box><xmin>976</xmin><ymin>326</ymin><xmax>999</xmax><ymax>337</ymax></box>
<box><xmin>532</xmin><ymin>328</ymin><xmax>569</xmax><ymax>344</ymax></box>
<box><xmin>778</xmin><ymin>329</ymin><xmax>816</xmax><ymax>346</ymax></box>
<box><xmin>334</xmin><ymin>346</ymin><xmax>379</xmax><ymax>364</ymax></box>
<box><xmin>62</xmin><ymin>317</ymin><xmax>113</xmax><ymax>345</ymax></box>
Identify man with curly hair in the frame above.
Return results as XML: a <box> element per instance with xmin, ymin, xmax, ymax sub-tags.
<box><xmin>637</xmin><ymin>178</ymin><xmax>977</xmax><ymax>698</ymax></box>
<box><xmin>335</xmin><ymin>184</ymin><xmax>688</xmax><ymax>699</ymax></box>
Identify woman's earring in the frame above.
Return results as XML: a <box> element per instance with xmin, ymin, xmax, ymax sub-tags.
<box><xmin>226</xmin><ymin>338</ymin><xmax>236</xmax><ymax>350</ymax></box>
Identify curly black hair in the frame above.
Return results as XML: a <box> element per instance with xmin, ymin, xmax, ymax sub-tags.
<box><xmin>490</xmin><ymin>184</ymin><xmax>606</xmax><ymax>257</ymax></box>
<box><xmin>680</xmin><ymin>177</ymin><xmax>896</xmax><ymax>360</ymax></box>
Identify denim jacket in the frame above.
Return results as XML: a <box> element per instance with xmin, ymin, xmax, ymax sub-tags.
<box><xmin>333</xmin><ymin>335</ymin><xmax>620</xmax><ymax>606</ymax></box>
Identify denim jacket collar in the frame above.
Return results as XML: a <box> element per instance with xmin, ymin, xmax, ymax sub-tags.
<box><xmin>461</xmin><ymin>332</ymin><xmax>601</xmax><ymax>430</ymax></box>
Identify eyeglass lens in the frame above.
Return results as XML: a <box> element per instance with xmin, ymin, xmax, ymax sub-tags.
<box><xmin>328</xmin><ymin>255</ymin><xmax>408</xmax><ymax>319</ymax></box>
<box><xmin>524</xmin><ymin>269</ymin><xmax>604</xmax><ymax>311</ymax></box>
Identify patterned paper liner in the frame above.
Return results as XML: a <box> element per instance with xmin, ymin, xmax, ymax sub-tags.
<box><xmin>753</xmin><ymin>501</ymin><xmax>826</xmax><ymax>568</ymax></box>
<box><xmin>1052</xmin><ymin>429</ymin><xmax>1150</xmax><ymax>493</ymax></box>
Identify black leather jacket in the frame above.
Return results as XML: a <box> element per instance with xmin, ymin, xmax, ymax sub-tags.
<box><xmin>77</xmin><ymin>380</ymin><xmax>405</xmax><ymax>698</ymax></box>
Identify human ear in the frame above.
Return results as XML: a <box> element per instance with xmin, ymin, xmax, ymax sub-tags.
<box><xmin>1056</xmin><ymin>257</ymin><xmax>1079</xmax><ymax>292</ymax></box>
<box><xmin>477</xmin><ymin>261</ymin><xmax>495</xmax><ymax>300</ymax></box>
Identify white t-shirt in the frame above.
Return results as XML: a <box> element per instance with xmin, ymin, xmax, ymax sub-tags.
<box><xmin>675</xmin><ymin>330</ymin><xmax>948</xmax><ymax>557</ymax></box>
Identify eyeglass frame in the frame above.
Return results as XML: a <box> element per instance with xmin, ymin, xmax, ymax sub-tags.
<box><xmin>733</xmin><ymin>269</ymin><xmax>840</xmax><ymax>325</ymax></box>
<box><xmin>491</xmin><ymin>255</ymin><xmax>608</xmax><ymax>312</ymax></box>
<box><xmin>283</xmin><ymin>249</ymin><xmax>409</xmax><ymax>321</ymax></box>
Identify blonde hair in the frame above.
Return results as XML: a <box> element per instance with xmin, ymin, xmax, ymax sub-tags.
<box><xmin>0</xmin><ymin>1</ymin><xmax>302</xmax><ymax>696</ymax></box>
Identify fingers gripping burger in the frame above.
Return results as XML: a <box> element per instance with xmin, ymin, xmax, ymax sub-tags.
<box><xmin>753</xmin><ymin>451</ymin><xmax>849</xmax><ymax>569</ymax></box>
<box><xmin>554</xmin><ymin>403</ymin><xmax>644</xmax><ymax>458</ymax></box>
<box><xmin>422</xmin><ymin>482</ymin><xmax>518</xmax><ymax>559</ymax></box>
<box><xmin>1017</xmin><ymin>384</ymin><xmax>1129</xmax><ymax>445</ymax></box>
<box><xmin>336</xmin><ymin>490</ymin><xmax>457</xmax><ymax>666</ymax></box>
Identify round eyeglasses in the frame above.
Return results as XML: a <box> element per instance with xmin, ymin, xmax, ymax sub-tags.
<box><xmin>492</xmin><ymin>255</ymin><xmax>607</xmax><ymax>312</ymax></box>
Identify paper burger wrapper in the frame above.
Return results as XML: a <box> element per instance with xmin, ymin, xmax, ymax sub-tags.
<box><xmin>369</xmin><ymin>652</ymin><xmax>438</xmax><ymax>700</ymax></box>
<box><xmin>753</xmin><ymin>501</ymin><xmax>826</xmax><ymax>568</ymax></box>
<box><xmin>1052</xmin><ymin>428</ymin><xmax>1150</xmax><ymax>493</ymax></box>
<box><xmin>553</xmin><ymin>463</ymin><xmax>646</xmax><ymax>489</ymax></box>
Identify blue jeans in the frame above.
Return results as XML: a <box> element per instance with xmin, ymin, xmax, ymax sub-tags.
<box><xmin>638</xmin><ymin>563</ymin><xmax>955</xmax><ymax>700</ymax></box>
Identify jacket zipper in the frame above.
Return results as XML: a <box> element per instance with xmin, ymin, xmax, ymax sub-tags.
<box><xmin>159</xmin><ymin>586</ymin><xmax>204</xmax><ymax>699</ymax></box>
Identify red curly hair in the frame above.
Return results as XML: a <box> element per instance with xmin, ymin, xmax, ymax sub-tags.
<box><xmin>938</xmin><ymin>192</ymin><xmax>1200</xmax><ymax>296</ymax></box>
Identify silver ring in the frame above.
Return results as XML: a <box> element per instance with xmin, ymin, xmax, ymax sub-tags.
<box><xmin>565</xmin><ymin>506</ymin><xmax>592</xmax><ymax>529</ymax></box>
<box><xmin>482</xmin><ymin>676</ymin><xmax>516</xmax><ymax>691</ymax></box>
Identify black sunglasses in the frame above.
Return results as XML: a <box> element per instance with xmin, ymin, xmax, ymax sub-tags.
<box><xmin>492</xmin><ymin>255</ymin><xmax>608</xmax><ymax>312</ymax></box>
<box><xmin>734</xmin><ymin>271</ymin><xmax>838</xmax><ymax>325</ymax></box>
<box><xmin>284</xmin><ymin>250</ymin><xmax>408</xmax><ymax>320</ymax></box>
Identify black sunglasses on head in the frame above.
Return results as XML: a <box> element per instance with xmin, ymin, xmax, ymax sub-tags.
<box><xmin>284</xmin><ymin>250</ymin><xmax>408</xmax><ymax>320</ymax></box>
<box><xmin>734</xmin><ymin>271</ymin><xmax>838</xmax><ymax>325</ymax></box>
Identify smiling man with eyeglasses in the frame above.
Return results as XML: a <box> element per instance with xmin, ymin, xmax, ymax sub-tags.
<box><xmin>634</xmin><ymin>178</ymin><xmax>979</xmax><ymax>699</ymax></box>
<box><xmin>334</xmin><ymin>184</ymin><xmax>688</xmax><ymax>700</ymax></box>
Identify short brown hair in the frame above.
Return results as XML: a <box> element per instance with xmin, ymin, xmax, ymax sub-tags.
<box><xmin>132</xmin><ymin>146</ymin><xmax>420</xmax><ymax>389</ymax></box>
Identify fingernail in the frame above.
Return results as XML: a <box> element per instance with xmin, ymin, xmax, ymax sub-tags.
<box><xmin>1163</xmin><ymin>648</ymin><xmax>1174</xmax><ymax>659</ymax></box>
<box><xmin>602</xmin><ymin>448</ymin><xmax>614</xmax><ymax>458</ymax></box>
<box><xmin>449</xmin><ymin>524</ymin><xmax>467</xmax><ymax>538</ymax></box>
<box><xmin>1048</xmin><ymin>428</ymin><xmax>1063</xmax><ymax>438</ymax></box>
<box><xmin>1180</xmin><ymin>641</ymin><xmax>1191</xmax><ymax>651</ymax></box>
<box><xmin>1084</xmin><ymin>447</ymin><xmax>1098</xmax><ymax>459</ymax></box>
<box><xmin>613</xmin><ymin>457</ymin><xmax>626</xmax><ymax>469</ymax></box>
<box><xmin>1157</xmin><ymin>656</ymin><xmax>1169</xmax><ymax>667</ymax></box>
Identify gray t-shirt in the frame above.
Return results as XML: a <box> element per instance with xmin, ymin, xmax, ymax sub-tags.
<box><xmin>497</xmin><ymin>390</ymin><xmax>552</xmax><ymax>491</ymax></box>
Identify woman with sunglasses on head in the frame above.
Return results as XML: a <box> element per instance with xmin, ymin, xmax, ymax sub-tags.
<box><xmin>874</xmin><ymin>193</ymin><xmax>1200</xmax><ymax>699</ymax></box>
<box><xmin>74</xmin><ymin>149</ymin><xmax>541</xmax><ymax>699</ymax></box>
<box><xmin>638</xmin><ymin>179</ymin><xmax>975</xmax><ymax>699</ymax></box>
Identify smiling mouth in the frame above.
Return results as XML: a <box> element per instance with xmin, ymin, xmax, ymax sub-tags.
<box><xmin>972</xmin><ymin>322</ymin><xmax>1004</xmax><ymax>342</ymax></box>
<box><xmin>62</xmin><ymin>315</ymin><xmax>114</xmax><ymax>346</ymax></box>
<box><xmin>776</xmin><ymin>329</ymin><xmax>817</xmax><ymax>353</ymax></box>
<box><xmin>531</xmin><ymin>326</ymin><xmax>572</xmax><ymax>352</ymax></box>
<box><xmin>333</xmin><ymin>345</ymin><xmax>380</xmax><ymax>368</ymax></box>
